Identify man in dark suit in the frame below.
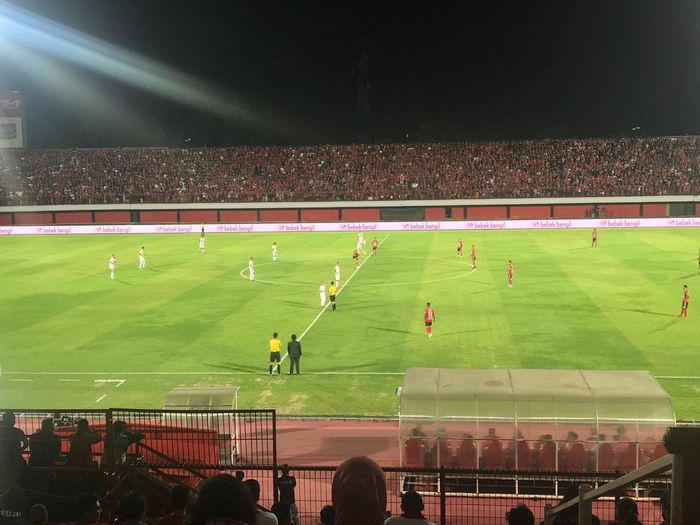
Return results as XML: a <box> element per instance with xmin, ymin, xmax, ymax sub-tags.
<box><xmin>287</xmin><ymin>334</ymin><xmax>302</xmax><ymax>375</ymax></box>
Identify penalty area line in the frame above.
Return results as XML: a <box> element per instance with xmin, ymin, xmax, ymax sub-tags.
<box><xmin>280</xmin><ymin>234</ymin><xmax>390</xmax><ymax>364</ymax></box>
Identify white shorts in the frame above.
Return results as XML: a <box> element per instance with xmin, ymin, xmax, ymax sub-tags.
<box><xmin>335</xmin><ymin>274</ymin><xmax>340</xmax><ymax>282</ymax></box>
<box><xmin>320</xmin><ymin>294</ymin><xmax>326</xmax><ymax>306</ymax></box>
<box><xmin>109</xmin><ymin>264</ymin><xmax>115</xmax><ymax>272</ymax></box>
<box><xmin>249</xmin><ymin>270</ymin><xmax>255</xmax><ymax>280</ymax></box>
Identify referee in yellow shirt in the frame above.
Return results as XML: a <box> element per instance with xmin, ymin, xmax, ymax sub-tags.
<box><xmin>329</xmin><ymin>281</ymin><xmax>338</xmax><ymax>311</ymax></box>
<box><xmin>269</xmin><ymin>332</ymin><xmax>281</xmax><ymax>375</ymax></box>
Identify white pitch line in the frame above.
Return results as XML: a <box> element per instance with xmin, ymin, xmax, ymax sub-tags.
<box><xmin>656</xmin><ymin>376</ymin><xmax>700</xmax><ymax>380</ymax></box>
<box><xmin>59</xmin><ymin>379</ymin><xmax>81</xmax><ymax>382</ymax></box>
<box><xmin>95</xmin><ymin>394</ymin><xmax>107</xmax><ymax>403</ymax></box>
<box><xmin>5</xmin><ymin>371</ymin><xmax>404</xmax><ymax>376</ymax></box>
<box><xmin>9</xmin><ymin>379</ymin><xmax>33</xmax><ymax>382</ymax></box>
<box><xmin>280</xmin><ymin>235</ymin><xmax>390</xmax><ymax>364</ymax></box>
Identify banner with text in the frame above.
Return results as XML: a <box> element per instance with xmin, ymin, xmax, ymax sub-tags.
<box><xmin>0</xmin><ymin>91</ymin><xmax>24</xmax><ymax>148</ymax></box>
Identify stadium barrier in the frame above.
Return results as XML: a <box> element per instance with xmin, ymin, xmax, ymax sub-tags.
<box><xmin>1</xmin><ymin>216</ymin><xmax>700</xmax><ymax>235</ymax></box>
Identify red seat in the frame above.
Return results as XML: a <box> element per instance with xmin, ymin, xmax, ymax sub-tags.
<box><xmin>536</xmin><ymin>440</ymin><xmax>556</xmax><ymax>471</ymax></box>
<box><xmin>403</xmin><ymin>438</ymin><xmax>424</xmax><ymax>468</ymax></box>
<box><xmin>482</xmin><ymin>439</ymin><xmax>505</xmax><ymax>470</ymax></box>
<box><xmin>429</xmin><ymin>439</ymin><xmax>452</xmax><ymax>467</ymax></box>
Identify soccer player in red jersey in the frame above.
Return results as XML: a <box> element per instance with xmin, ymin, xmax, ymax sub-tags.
<box><xmin>471</xmin><ymin>244</ymin><xmax>477</xmax><ymax>269</ymax></box>
<box><xmin>352</xmin><ymin>248</ymin><xmax>360</xmax><ymax>268</ymax></box>
<box><xmin>680</xmin><ymin>285</ymin><xmax>690</xmax><ymax>318</ymax></box>
<box><xmin>592</xmin><ymin>228</ymin><xmax>598</xmax><ymax>248</ymax></box>
<box><xmin>507</xmin><ymin>260</ymin><xmax>514</xmax><ymax>288</ymax></box>
<box><xmin>457</xmin><ymin>240</ymin><xmax>463</xmax><ymax>258</ymax></box>
<box><xmin>424</xmin><ymin>302</ymin><xmax>436</xmax><ymax>337</ymax></box>
<box><xmin>372</xmin><ymin>238</ymin><xmax>379</xmax><ymax>256</ymax></box>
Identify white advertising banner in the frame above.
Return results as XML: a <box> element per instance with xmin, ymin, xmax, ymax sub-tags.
<box><xmin>1</xmin><ymin>217</ymin><xmax>700</xmax><ymax>236</ymax></box>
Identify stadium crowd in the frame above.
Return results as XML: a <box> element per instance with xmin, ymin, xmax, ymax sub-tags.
<box><xmin>1</xmin><ymin>136</ymin><xmax>699</xmax><ymax>205</ymax></box>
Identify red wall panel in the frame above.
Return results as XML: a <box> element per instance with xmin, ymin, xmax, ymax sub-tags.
<box><xmin>553</xmin><ymin>205</ymin><xmax>591</xmax><ymax>218</ymax></box>
<box><xmin>509</xmin><ymin>205</ymin><xmax>551</xmax><ymax>219</ymax></box>
<box><xmin>424</xmin><ymin>207</ymin><xmax>445</xmax><ymax>220</ymax></box>
<box><xmin>300</xmin><ymin>209</ymin><xmax>339</xmax><ymax>222</ymax></box>
<box><xmin>466</xmin><ymin>206</ymin><xmax>507</xmax><ymax>220</ymax></box>
<box><xmin>260</xmin><ymin>209</ymin><xmax>299</xmax><ymax>222</ymax></box>
<box><xmin>180</xmin><ymin>210</ymin><xmax>218</xmax><ymax>223</ymax></box>
<box><xmin>642</xmin><ymin>204</ymin><xmax>667</xmax><ymax>217</ymax></box>
<box><xmin>0</xmin><ymin>214</ymin><xmax>12</xmax><ymax>225</ymax></box>
<box><xmin>697</xmin><ymin>203</ymin><xmax>700</xmax><ymax>216</ymax></box>
<box><xmin>602</xmin><ymin>204</ymin><xmax>641</xmax><ymax>218</ymax></box>
<box><xmin>341</xmin><ymin>208</ymin><xmax>381</xmax><ymax>221</ymax></box>
<box><xmin>140</xmin><ymin>211</ymin><xmax>178</xmax><ymax>223</ymax></box>
<box><xmin>15</xmin><ymin>213</ymin><xmax>53</xmax><ymax>225</ymax></box>
<box><xmin>55</xmin><ymin>211</ymin><xmax>92</xmax><ymax>224</ymax></box>
<box><xmin>220</xmin><ymin>210</ymin><xmax>258</xmax><ymax>222</ymax></box>
<box><xmin>95</xmin><ymin>211</ymin><xmax>130</xmax><ymax>223</ymax></box>
<box><xmin>449</xmin><ymin>207</ymin><xmax>465</xmax><ymax>219</ymax></box>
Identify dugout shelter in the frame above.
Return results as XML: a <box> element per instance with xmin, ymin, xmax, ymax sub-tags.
<box><xmin>399</xmin><ymin>368</ymin><xmax>675</xmax><ymax>473</ymax></box>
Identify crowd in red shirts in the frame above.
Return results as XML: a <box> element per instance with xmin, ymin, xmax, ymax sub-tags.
<box><xmin>1</xmin><ymin>136</ymin><xmax>699</xmax><ymax>205</ymax></box>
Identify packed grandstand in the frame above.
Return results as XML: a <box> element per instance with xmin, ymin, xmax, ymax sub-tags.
<box><xmin>1</xmin><ymin>136</ymin><xmax>699</xmax><ymax>206</ymax></box>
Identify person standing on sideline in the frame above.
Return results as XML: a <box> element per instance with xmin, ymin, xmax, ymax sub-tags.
<box><xmin>319</xmin><ymin>280</ymin><xmax>327</xmax><ymax>308</ymax></box>
<box><xmin>287</xmin><ymin>335</ymin><xmax>301</xmax><ymax>375</ymax></box>
<box><xmin>138</xmin><ymin>246</ymin><xmax>146</xmax><ymax>270</ymax></box>
<box><xmin>108</xmin><ymin>254</ymin><xmax>117</xmax><ymax>280</ymax></box>
<box><xmin>329</xmin><ymin>281</ymin><xmax>338</xmax><ymax>311</ymax></box>
<box><xmin>507</xmin><ymin>260</ymin><xmax>514</xmax><ymax>288</ymax></box>
<box><xmin>424</xmin><ymin>303</ymin><xmax>435</xmax><ymax>338</ymax></box>
<box><xmin>278</xmin><ymin>464</ymin><xmax>299</xmax><ymax>525</ymax></box>
<box><xmin>248</xmin><ymin>257</ymin><xmax>255</xmax><ymax>281</ymax></box>
<box><xmin>198</xmin><ymin>235</ymin><xmax>206</xmax><ymax>254</ymax></box>
<box><xmin>269</xmin><ymin>332</ymin><xmax>281</xmax><ymax>375</ymax></box>
<box><xmin>680</xmin><ymin>284</ymin><xmax>690</xmax><ymax>318</ymax></box>
<box><xmin>592</xmin><ymin>228</ymin><xmax>598</xmax><ymax>247</ymax></box>
<box><xmin>471</xmin><ymin>244</ymin><xmax>477</xmax><ymax>269</ymax></box>
<box><xmin>457</xmin><ymin>239</ymin><xmax>463</xmax><ymax>258</ymax></box>
<box><xmin>272</xmin><ymin>242</ymin><xmax>278</xmax><ymax>263</ymax></box>
<box><xmin>372</xmin><ymin>238</ymin><xmax>379</xmax><ymax>256</ymax></box>
<box><xmin>335</xmin><ymin>262</ymin><xmax>341</xmax><ymax>289</ymax></box>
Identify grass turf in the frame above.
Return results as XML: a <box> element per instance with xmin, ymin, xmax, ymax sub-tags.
<box><xmin>0</xmin><ymin>229</ymin><xmax>698</xmax><ymax>418</ymax></box>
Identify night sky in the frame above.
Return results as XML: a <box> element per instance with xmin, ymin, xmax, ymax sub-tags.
<box><xmin>1</xmin><ymin>0</ymin><xmax>699</xmax><ymax>147</ymax></box>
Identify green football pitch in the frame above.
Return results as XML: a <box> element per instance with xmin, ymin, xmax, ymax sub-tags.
<box><xmin>0</xmin><ymin>229</ymin><xmax>698</xmax><ymax>419</ymax></box>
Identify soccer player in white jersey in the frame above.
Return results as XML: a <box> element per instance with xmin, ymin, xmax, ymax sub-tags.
<box><xmin>138</xmin><ymin>246</ymin><xmax>146</xmax><ymax>269</ymax></box>
<box><xmin>248</xmin><ymin>257</ymin><xmax>255</xmax><ymax>281</ymax></box>
<box><xmin>272</xmin><ymin>242</ymin><xmax>278</xmax><ymax>262</ymax></box>
<box><xmin>319</xmin><ymin>280</ymin><xmax>327</xmax><ymax>308</ymax></box>
<box><xmin>199</xmin><ymin>236</ymin><xmax>206</xmax><ymax>253</ymax></box>
<box><xmin>335</xmin><ymin>262</ymin><xmax>341</xmax><ymax>288</ymax></box>
<box><xmin>108</xmin><ymin>254</ymin><xmax>116</xmax><ymax>280</ymax></box>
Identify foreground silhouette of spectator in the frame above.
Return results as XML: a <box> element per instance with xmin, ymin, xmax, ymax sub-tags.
<box><xmin>0</xmin><ymin>488</ymin><xmax>27</xmax><ymax>524</ymax></box>
<box><xmin>243</xmin><ymin>479</ymin><xmax>278</xmax><ymax>525</ymax></box>
<box><xmin>101</xmin><ymin>421</ymin><xmax>144</xmax><ymax>466</ymax></box>
<box><xmin>28</xmin><ymin>419</ymin><xmax>61</xmax><ymax>467</ymax></box>
<box><xmin>277</xmin><ymin>465</ymin><xmax>299</xmax><ymax>525</ymax></box>
<box><xmin>120</xmin><ymin>492</ymin><xmax>147</xmax><ymax>525</ymax></box>
<box><xmin>507</xmin><ymin>504</ymin><xmax>535</xmax><ymax>525</ymax></box>
<box><xmin>270</xmin><ymin>503</ymin><xmax>291</xmax><ymax>525</ymax></box>
<box><xmin>67</xmin><ymin>419</ymin><xmax>101</xmax><ymax>467</ymax></box>
<box><xmin>158</xmin><ymin>485</ymin><xmax>190</xmax><ymax>525</ymax></box>
<box><xmin>0</xmin><ymin>411</ymin><xmax>28</xmax><ymax>469</ymax></box>
<box><xmin>332</xmin><ymin>456</ymin><xmax>387</xmax><ymax>525</ymax></box>
<box><xmin>189</xmin><ymin>474</ymin><xmax>255</xmax><ymax>525</ymax></box>
<box><xmin>28</xmin><ymin>505</ymin><xmax>48</xmax><ymax>525</ymax></box>
<box><xmin>318</xmin><ymin>505</ymin><xmax>334</xmax><ymax>525</ymax></box>
<box><xmin>384</xmin><ymin>491</ymin><xmax>435</xmax><ymax>525</ymax></box>
<box><xmin>610</xmin><ymin>498</ymin><xmax>643</xmax><ymax>525</ymax></box>
<box><xmin>544</xmin><ymin>485</ymin><xmax>601</xmax><ymax>525</ymax></box>
<box><xmin>71</xmin><ymin>493</ymin><xmax>101</xmax><ymax>525</ymax></box>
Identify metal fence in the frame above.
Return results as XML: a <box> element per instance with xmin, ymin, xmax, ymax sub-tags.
<box><xmin>0</xmin><ymin>408</ymin><xmax>276</xmax><ymax>468</ymax></box>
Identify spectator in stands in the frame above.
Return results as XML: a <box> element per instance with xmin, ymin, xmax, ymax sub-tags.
<box><xmin>0</xmin><ymin>411</ymin><xmax>28</xmax><ymax>469</ymax></box>
<box><xmin>158</xmin><ymin>485</ymin><xmax>190</xmax><ymax>525</ymax></box>
<box><xmin>482</xmin><ymin>428</ymin><xmax>505</xmax><ymax>470</ymax></box>
<box><xmin>28</xmin><ymin>419</ymin><xmax>61</xmax><ymax>467</ymax></box>
<box><xmin>71</xmin><ymin>493</ymin><xmax>101</xmax><ymax>525</ymax></box>
<box><xmin>67</xmin><ymin>419</ymin><xmax>101</xmax><ymax>467</ymax></box>
<box><xmin>515</xmin><ymin>431</ymin><xmax>533</xmax><ymax>470</ymax></box>
<box><xmin>270</xmin><ymin>503</ymin><xmax>291</xmax><ymax>525</ymax></box>
<box><xmin>318</xmin><ymin>505</ymin><xmax>334</xmax><ymax>525</ymax></box>
<box><xmin>332</xmin><ymin>456</ymin><xmax>387</xmax><ymax>525</ymax></box>
<box><xmin>120</xmin><ymin>492</ymin><xmax>147</xmax><ymax>525</ymax></box>
<box><xmin>384</xmin><ymin>491</ymin><xmax>435</xmax><ymax>525</ymax></box>
<box><xmin>189</xmin><ymin>474</ymin><xmax>256</xmax><ymax>525</ymax></box>
<box><xmin>506</xmin><ymin>504</ymin><xmax>534</xmax><ymax>525</ymax></box>
<box><xmin>610</xmin><ymin>498</ymin><xmax>642</xmax><ymax>525</ymax></box>
<box><xmin>243</xmin><ymin>479</ymin><xmax>278</xmax><ymax>525</ymax></box>
<box><xmin>455</xmin><ymin>434</ymin><xmax>476</xmax><ymax>469</ymax></box>
<box><xmin>277</xmin><ymin>464</ymin><xmax>299</xmax><ymax>525</ymax></box>
<box><xmin>28</xmin><ymin>505</ymin><xmax>48</xmax><ymax>525</ymax></box>
<box><xmin>101</xmin><ymin>420</ymin><xmax>144</xmax><ymax>466</ymax></box>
